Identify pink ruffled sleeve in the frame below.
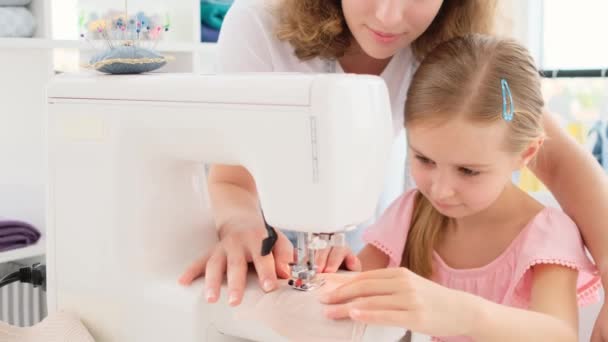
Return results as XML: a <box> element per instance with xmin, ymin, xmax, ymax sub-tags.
<box><xmin>362</xmin><ymin>189</ymin><xmax>418</xmax><ymax>268</ymax></box>
<box><xmin>508</xmin><ymin>208</ymin><xmax>602</xmax><ymax>307</ymax></box>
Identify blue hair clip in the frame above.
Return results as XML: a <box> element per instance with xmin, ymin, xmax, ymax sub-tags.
<box><xmin>501</xmin><ymin>78</ymin><xmax>514</xmax><ymax>121</ymax></box>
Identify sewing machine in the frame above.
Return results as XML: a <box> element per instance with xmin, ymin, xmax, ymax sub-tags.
<box><xmin>46</xmin><ymin>73</ymin><xmax>396</xmax><ymax>341</ymax></box>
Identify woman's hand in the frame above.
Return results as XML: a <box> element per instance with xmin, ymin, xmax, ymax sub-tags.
<box><xmin>592</xmin><ymin>302</ymin><xmax>608</xmax><ymax>342</ymax></box>
<box><xmin>178</xmin><ymin>218</ymin><xmax>293</xmax><ymax>306</ymax></box>
<box><xmin>319</xmin><ymin>267</ymin><xmax>479</xmax><ymax>337</ymax></box>
<box><xmin>314</xmin><ymin>246</ymin><xmax>362</xmax><ymax>273</ymax></box>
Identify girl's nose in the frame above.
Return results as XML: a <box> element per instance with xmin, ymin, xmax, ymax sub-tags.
<box><xmin>431</xmin><ymin>172</ymin><xmax>456</xmax><ymax>201</ymax></box>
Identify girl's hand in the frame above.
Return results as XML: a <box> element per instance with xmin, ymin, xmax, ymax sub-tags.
<box><xmin>315</xmin><ymin>246</ymin><xmax>362</xmax><ymax>273</ymax></box>
<box><xmin>319</xmin><ymin>267</ymin><xmax>480</xmax><ymax>337</ymax></box>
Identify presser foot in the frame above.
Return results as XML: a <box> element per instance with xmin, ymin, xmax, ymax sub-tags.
<box><xmin>287</xmin><ymin>276</ymin><xmax>326</xmax><ymax>291</ymax></box>
<box><xmin>287</xmin><ymin>262</ymin><xmax>325</xmax><ymax>291</ymax></box>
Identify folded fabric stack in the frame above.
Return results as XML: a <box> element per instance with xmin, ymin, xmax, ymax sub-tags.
<box><xmin>0</xmin><ymin>0</ymin><xmax>36</xmax><ymax>38</ymax></box>
<box><xmin>200</xmin><ymin>0</ymin><xmax>234</xmax><ymax>43</ymax></box>
<box><xmin>0</xmin><ymin>219</ymin><xmax>40</xmax><ymax>252</ymax></box>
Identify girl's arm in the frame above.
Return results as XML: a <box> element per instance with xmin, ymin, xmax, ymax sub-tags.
<box><xmin>468</xmin><ymin>264</ymin><xmax>578</xmax><ymax>341</ymax></box>
<box><xmin>531</xmin><ymin>111</ymin><xmax>608</xmax><ymax>282</ymax></box>
<box><xmin>322</xmin><ymin>266</ymin><xmax>577</xmax><ymax>340</ymax></box>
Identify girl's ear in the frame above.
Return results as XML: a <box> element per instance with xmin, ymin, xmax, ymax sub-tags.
<box><xmin>518</xmin><ymin>137</ymin><xmax>545</xmax><ymax>168</ymax></box>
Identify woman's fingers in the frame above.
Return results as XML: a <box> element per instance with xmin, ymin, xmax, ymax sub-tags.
<box><xmin>324</xmin><ymin>247</ymin><xmax>351</xmax><ymax>273</ymax></box>
<box><xmin>315</xmin><ymin>247</ymin><xmax>359</xmax><ymax>273</ymax></box>
<box><xmin>179</xmin><ymin>219</ymin><xmax>294</xmax><ymax>307</ymax></box>
<box><xmin>178</xmin><ymin>253</ymin><xmax>211</xmax><ymax>285</ymax></box>
<box><xmin>315</xmin><ymin>248</ymin><xmax>331</xmax><ymax>272</ymax></box>
<box><xmin>344</xmin><ymin>253</ymin><xmax>362</xmax><ymax>272</ymax></box>
<box><xmin>272</xmin><ymin>231</ymin><xmax>294</xmax><ymax>279</ymax></box>
<box><xmin>225</xmin><ymin>250</ymin><xmax>248</xmax><ymax>306</ymax></box>
<box><xmin>250</xmin><ymin>251</ymin><xmax>279</xmax><ymax>293</ymax></box>
<box><xmin>202</xmin><ymin>248</ymin><xmax>227</xmax><ymax>303</ymax></box>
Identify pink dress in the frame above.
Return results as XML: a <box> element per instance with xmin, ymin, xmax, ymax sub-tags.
<box><xmin>362</xmin><ymin>189</ymin><xmax>602</xmax><ymax>342</ymax></box>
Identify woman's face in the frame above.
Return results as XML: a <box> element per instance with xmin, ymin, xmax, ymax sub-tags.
<box><xmin>342</xmin><ymin>0</ymin><xmax>444</xmax><ymax>59</ymax></box>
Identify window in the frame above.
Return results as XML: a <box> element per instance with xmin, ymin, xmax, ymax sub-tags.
<box><xmin>540</xmin><ymin>0</ymin><xmax>608</xmax><ymax>71</ymax></box>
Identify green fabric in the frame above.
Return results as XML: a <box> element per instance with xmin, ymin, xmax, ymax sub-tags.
<box><xmin>200</xmin><ymin>1</ymin><xmax>233</xmax><ymax>30</ymax></box>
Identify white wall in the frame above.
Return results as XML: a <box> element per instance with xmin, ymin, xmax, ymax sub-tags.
<box><xmin>0</xmin><ymin>48</ymin><xmax>53</xmax><ymax>232</ymax></box>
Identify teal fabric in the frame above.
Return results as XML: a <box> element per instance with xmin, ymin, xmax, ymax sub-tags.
<box><xmin>90</xmin><ymin>46</ymin><xmax>167</xmax><ymax>75</ymax></box>
<box><xmin>200</xmin><ymin>0</ymin><xmax>233</xmax><ymax>30</ymax></box>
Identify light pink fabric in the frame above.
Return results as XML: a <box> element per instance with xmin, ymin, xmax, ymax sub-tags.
<box><xmin>363</xmin><ymin>189</ymin><xmax>602</xmax><ymax>342</ymax></box>
<box><xmin>234</xmin><ymin>275</ymin><xmax>368</xmax><ymax>342</ymax></box>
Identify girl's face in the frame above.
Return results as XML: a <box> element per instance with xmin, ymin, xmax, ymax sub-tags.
<box><xmin>341</xmin><ymin>0</ymin><xmax>444</xmax><ymax>59</ymax></box>
<box><xmin>408</xmin><ymin>118</ymin><xmax>537</xmax><ymax>219</ymax></box>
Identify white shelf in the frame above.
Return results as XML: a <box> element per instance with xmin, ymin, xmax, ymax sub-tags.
<box><xmin>0</xmin><ymin>38</ymin><xmax>57</xmax><ymax>49</ymax></box>
<box><xmin>0</xmin><ymin>237</ymin><xmax>45</xmax><ymax>264</ymax></box>
<box><xmin>0</xmin><ymin>38</ymin><xmax>215</xmax><ymax>53</ymax></box>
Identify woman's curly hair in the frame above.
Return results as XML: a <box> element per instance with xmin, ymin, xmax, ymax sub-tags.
<box><xmin>275</xmin><ymin>0</ymin><xmax>497</xmax><ymax>61</ymax></box>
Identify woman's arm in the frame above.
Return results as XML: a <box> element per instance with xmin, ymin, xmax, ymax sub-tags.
<box><xmin>468</xmin><ymin>265</ymin><xmax>578</xmax><ymax>341</ymax></box>
<box><xmin>357</xmin><ymin>244</ymin><xmax>390</xmax><ymax>271</ymax></box>
<box><xmin>179</xmin><ymin>2</ymin><xmax>294</xmax><ymax>305</ymax></box>
<box><xmin>530</xmin><ymin>111</ymin><xmax>608</xmax><ymax>281</ymax></box>
<box><xmin>208</xmin><ymin>165</ymin><xmax>261</xmax><ymax>238</ymax></box>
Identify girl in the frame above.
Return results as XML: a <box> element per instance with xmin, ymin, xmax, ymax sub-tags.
<box><xmin>320</xmin><ymin>35</ymin><xmax>601</xmax><ymax>341</ymax></box>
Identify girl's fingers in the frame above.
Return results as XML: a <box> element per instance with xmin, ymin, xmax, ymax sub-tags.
<box><xmin>349</xmin><ymin>309</ymin><xmax>414</xmax><ymax>328</ymax></box>
<box><xmin>319</xmin><ymin>272</ymin><xmax>356</xmax><ymax>284</ymax></box>
<box><xmin>319</xmin><ymin>278</ymin><xmax>401</xmax><ymax>304</ymax></box>
<box><xmin>350</xmin><ymin>267</ymin><xmax>410</xmax><ymax>281</ymax></box>
<box><xmin>324</xmin><ymin>295</ymin><xmax>408</xmax><ymax>320</ymax></box>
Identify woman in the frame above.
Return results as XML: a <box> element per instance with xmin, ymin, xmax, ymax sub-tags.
<box><xmin>179</xmin><ymin>1</ymin><xmax>608</xmax><ymax>339</ymax></box>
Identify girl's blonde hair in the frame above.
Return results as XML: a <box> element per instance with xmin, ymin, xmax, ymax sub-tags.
<box><xmin>275</xmin><ymin>0</ymin><xmax>497</xmax><ymax>61</ymax></box>
<box><xmin>402</xmin><ymin>34</ymin><xmax>545</xmax><ymax>278</ymax></box>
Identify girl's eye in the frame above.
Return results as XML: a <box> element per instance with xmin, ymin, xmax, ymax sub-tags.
<box><xmin>415</xmin><ymin>155</ymin><xmax>434</xmax><ymax>165</ymax></box>
<box><xmin>459</xmin><ymin>167</ymin><xmax>480</xmax><ymax>177</ymax></box>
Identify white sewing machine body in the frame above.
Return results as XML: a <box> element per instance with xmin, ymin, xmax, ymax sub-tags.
<box><xmin>45</xmin><ymin>73</ymin><xmax>395</xmax><ymax>341</ymax></box>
